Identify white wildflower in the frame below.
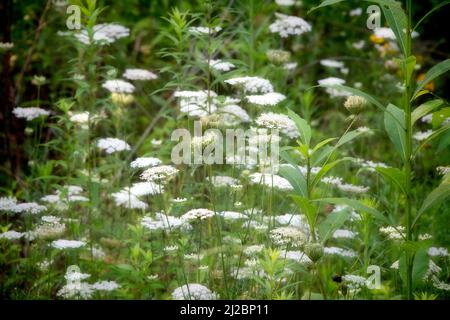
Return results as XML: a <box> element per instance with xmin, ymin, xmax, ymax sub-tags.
<box><xmin>13</xmin><ymin>107</ymin><xmax>50</xmax><ymax>121</ymax></box>
<box><xmin>269</xmin><ymin>13</ymin><xmax>312</xmax><ymax>38</ymax></box>
<box><xmin>123</xmin><ymin>68</ymin><xmax>157</xmax><ymax>81</ymax></box>
<box><xmin>97</xmin><ymin>138</ymin><xmax>131</xmax><ymax>154</ymax></box>
<box><xmin>172</xmin><ymin>283</ymin><xmax>217</xmax><ymax>300</ymax></box>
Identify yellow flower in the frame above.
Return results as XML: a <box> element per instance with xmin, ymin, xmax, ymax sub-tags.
<box><xmin>370</xmin><ymin>34</ymin><xmax>385</xmax><ymax>44</ymax></box>
<box><xmin>417</xmin><ymin>73</ymin><xmax>435</xmax><ymax>91</ymax></box>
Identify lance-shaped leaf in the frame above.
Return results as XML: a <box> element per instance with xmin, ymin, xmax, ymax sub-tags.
<box><xmin>414</xmin><ymin>125</ymin><xmax>450</xmax><ymax>155</ymax></box>
<box><xmin>291</xmin><ymin>195</ymin><xmax>317</xmax><ymax>228</ymax></box>
<box><xmin>311</xmin><ymin>157</ymin><xmax>352</xmax><ymax>190</ymax></box>
<box><xmin>384</xmin><ymin>104</ymin><xmax>407</xmax><ymax>161</ymax></box>
<box><xmin>383</xmin><ymin>5</ymin><xmax>408</xmax><ymax>56</ymax></box>
<box><xmin>279</xmin><ymin>162</ymin><xmax>307</xmax><ymax>198</ymax></box>
<box><xmin>399</xmin><ymin>248</ymin><xmax>430</xmax><ymax>289</ymax></box>
<box><xmin>315</xmin><ymin>198</ymin><xmax>389</xmax><ymax>224</ymax></box>
<box><xmin>412</xmin><ymin>60</ymin><xmax>450</xmax><ymax>100</ymax></box>
<box><xmin>318</xmin><ymin>209</ymin><xmax>351</xmax><ymax>243</ymax></box>
<box><xmin>413</xmin><ymin>182</ymin><xmax>450</xmax><ymax>228</ymax></box>
<box><xmin>375</xmin><ymin>167</ymin><xmax>408</xmax><ymax>195</ymax></box>
<box><xmin>288</xmin><ymin>109</ymin><xmax>311</xmax><ymax>146</ymax></box>
<box><xmin>411</xmin><ymin>99</ymin><xmax>443</xmax><ymax>124</ymax></box>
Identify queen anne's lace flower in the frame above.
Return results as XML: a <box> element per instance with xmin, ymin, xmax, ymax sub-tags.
<box><xmin>428</xmin><ymin>247</ymin><xmax>448</xmax><ymax>257</ymax></box>
<box><xmin>74</xmin><ymin>23</ymin><xmax>129</xmax><ymax>45</ymax></box>
<box><xmin>246</xmin><ymin>92</ymin><xmax>286</xmax><ymax>106</ymax></box>
<box><xmin>92</xmin><ymin>281</ymin><xmax>120</xmax><ymax>291</ymax></box>
<box><xmin>141</xmin><ymin>212</ymin><xmax>184</xmax><ymax>231</ymax></box>
<box><xmin>13</xmin><ymin>107</ymin><xmax>50</xmax><ymax>121</ymax></box>
<box><xmin>130</xmin><ymin>157</ymin><xmax>162</xmax><ymax>169</ymax></box>
<box><xmin>123</xmin><ymin>68</ymin><xmax>158</xmax><ymax>81</ymax></box>
<box><xmin>102</xmin><ymin>79</ymin><xmax>135</xmax><ymax>93</ymax></box>
<box><xmin>269</xmin><ymin>13</ymin><xmax>312</xmax><ymax>38</ymax></box>
<box><xmin>97</xmin><ymin>138</ymin><xmax>131</xmax><ymax>154</ymax></box>
<box><xmin>324</xmin><ymin>246</ymin><xmax>357</xmax><ymax>258</ymax></box>
<box><xmin>249</xmin><ymin>172</ymin><xmax>293</xmax><ymax>191</ymax></box>
<box><xmin>182</xmin><ymin>208</ymin><xmax>215</xmax><ymax>222</ymax></box>
<box><xmin>140</xmin><ymin>165</ymin><xmax>179</xmax><ymax>182</ymax></box>
<box><xmin>255</xmin><ymin>112</ymin><xmax>299</xmax><ymax>139</ymax></box>
<box><xmin>111</xmin><ymin>191</ymin><xmax>147</xmax><ymax>209</ymax></box>
<box><xmin>270</xmin><ymin>227</ymin><xmax>307</xmax><ymax>246</ymax></box>
<box><xmin>0</xmin><ymin>230</ymin><xmax>23</xmax><ymax>240</ymax></box>
<box><xmin>51</xmin><ymin>239</ymin><xmax>86</xmax><ymax>250</ymax></box>
<box><xmin>209</xmin><ymin>59</ymin><xmax>235</xmax><ymax>72</ymax></box>
<box><xmin>225</xmin><ymin>76</ymin><xmax>274</xmax><ymax>94</ymax></box>
<box><xmin>172</xmin><ymin>283</ymin><xmax>218</xmax><ymax>300</ymax></box>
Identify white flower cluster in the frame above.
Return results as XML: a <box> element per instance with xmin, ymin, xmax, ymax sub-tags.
<box><xmin>220</xmin><ymin>211</ymin><xmax>248</xmax><ymax>220</ymax></box>
<box><xmin>57</xmin><ymin>266</ymin><xmax>120</xmax><ymax>299</ymax></box>
<box><xmin>41</xmin><ymin>185</ymin><xmax>88</xmax><ymax>211</ymax></box>
<box><xmin>181</xmin><ymin>208</ymin><xmax>215</xmax><ymax>222</ymax></box>
<box><xmin>413</xmin><ymin>130</ymin><xmax>433</xmax><ymax>141</ymax></box>
<box><xmin>246</xmin><ymin>92</ymin><xmax>286</xmax><ymax>106</ymax></box>
<box><xmin>248</xmin><ymin>172</ymin><xmax>294</xmax><ymax>191</ymax></box>
<box><xmin>102</xmin><ymin>79</ymin><xmax>135</xmax><ymax>93</ymax></box>
<box><xmin>130</xmin><ymin>157</ymin><xmax>162</xmax><ymax>169</ymax></box>
<box><xmin>219</xmin><ymin>104</ymin><xmax>251</xmax><ymax>125</ymax></box>
<box><xmin>280</xmin><ymin>250</ymin><xmax>312</xmax><ymax>265</ymax></box>
<box><xmin>269</xmin><ymin>13</ymin><xmax>312</xmax><ymax>38</ymax></box>
<box><xmin>13</xmin><ymin>107</ymin><xmax>50</xmax><ymax>121</ymax></box>
<box><xmin>171</xmin><ymin>283</ymin><xmax>218</xmax><ymax>300</ymax></box>
<box><xmin>97</xmin><ymin>137</ymin><xmax>131</xmax><ymax>154</ymax></box>
<box><xmin>324</xmin><ymin>246</ymin><xmax>357</xmax><ymax>258</ymax></box>
<box><xmin>123</xmin><ymin>68</ymin><xmax>158</xmax><ymax>81</ymax></box>
<box><xmin>0</xmin><ymin>230</ymin><xmax>23</xmax><ymax>241</ymax></box>
<box><xmin>140</xmin><ymin>165</ymin><xmax>179</xmax><ymax>182</ymax></box>
<box><xmin>428</xmin><ymin>247</ymin><xmax>448</xmax><ymax>257</ymax></box>
<box><xmin>74</xmin><ymin>23</ymin><xmax>129</xmax><ymax>45</ymax></box>
<box><xmin>141</xmin><ymin>212</ymin><xmax>184</xmax><ymax>231</ymax></box>
<box><xmin>318</xmin><ymin>77</ymin><xmax>350</xmax><ymax>97</ymax></box>
<box><xmin>270</xmin><ymin>226</ymin><xmax>307</xmax><ymax>246</ymax></box>
<box><xmin>0</xmin><ymin>197</ymin><xmax>47</xmax><ymax>215</ymax></box>
<box><xmin>189</xmin><ymin>26</ymin><xmax>222</xmax><ymax>35</ymax></box>
<box><xmin>333</xmin><ymin>229</ymin><xmax>357</xmax><ymax>239</ymax></box>
<box><xmin>379</xmin><ymin>226</ymin><xmax>405</xmax><ymax>240</ymax></box>
<box><xmin>174</xmin><ymin>90</ymin><xmax>218</xmax><ymax>118</ymax></box>
<box><xmin>225</xmin><ymin>76</ymin><xmax>274</xmax><ymax>94</ymax></box>
<box><xmin>111</xmin><ymin>190</ymin><xmax>148</xmax><ymax>210</ymax></box>
<box><xmin>322</xmin><ymin>176</ymin><xmax>369</xmax><ymax>194</ymax></box>
<box><xmin>255</xmin><ymin>112</ymin><xmax>299</xmax><ymax>139</ymax></box>
<box><xmin>209</xmin><ymin>59</ymin><xmax>235</xmax><ymax>72</ymax></box>
<box><xmin>51</xmin><ymin>239</ymin><xmax>86</xmax><ymax>250</ymax></box>
<box><xmin>208</xmin><ymin>175</ymin><xmax>239</xmax><ymax>187</ymax></box>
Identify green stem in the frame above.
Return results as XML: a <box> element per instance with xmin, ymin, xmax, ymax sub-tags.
<box><xmin>404</xmin><ymin>0</ymin><xmax>414</xmax><ymax>300</ymax></box>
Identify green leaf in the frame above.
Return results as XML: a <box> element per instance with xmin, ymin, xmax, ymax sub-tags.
<box><xmin>288</xmin><ymin>109</ymin><xmax>311</xmax><ymax>146</ymax></box>
<box><xmin>414</xmin><ymin>1</ymin><xmax>450</xmax><ymax>32</ymax></box>
<box><xmin>317</xmin><ymin>84</ymin><xmax>384</xmax><ymax>111</ymax></box>
<box><xmin>335</xmin><ymin>129</ymin><xmax>367</xmax><ymax>148</ymax></box>
<box><xmin>318</xmin><ymin>209</ymin><xmax>351</xmax><ymax>243</ymax></box>
<box><xmin>399</xmin><ymin>248</ymin><xmax>429</xmax><ymax>289</ymax></box>
<box><xmin>384</xmin><ymin>104</ymin><xmax>407</xmax><ymax>161</ymax></box>
<box><xmin>314</xmin><ymin>198</ymin><xmax>389</xmax><ymax>223</ymax></box>
<box><xmin>411</xmin><ymin>99</ymin><xmax>444</xmax><ymax>124</ymax></box>
<box><xmin>397</xmin><ymin>56</ymin><xmax>417</xmax><ymax>87</ymax></box>
<box><xmin>383</xmin><ymin>5</ymin><xmax>408</xmax><ymax>56</ymax></box>
<box><xmin>413</xmin><ymin>182</ymin><xmax>450</xmax><ymax>228</ymax></box>
<box><xmin>311</xmin><ymin>157</ymin><xmax>352</xmax><ymax>190</ymax></box>
<box><xmin>279</xmin><ymin>163</ymin><xmax>307</xmax><ymax>198</ymax></box>
<box><xmin>375</xmin><ymin>167</ymin><xmax>408</xmax><ymax>195</ymax></box>
<box><xmin>414</xmin><ymin>125</ymin><xmax>450</xmax><ymax>155</ymax></box>
<box><xmin>431</xmin><ymin>107</ymin><xmax>450</xmax><ymax>128</ymax></box>
<box><xmin>291</xmin><ymin>195</ymin><xmax>317</xmax><ymax>228</ymax></box>
<box><xmin>413</xmin><ymin>59</ymin><xmax>450</xmax><ymax>100</ymax></box>
<box><xmin>312</xmin><ymin>137</ymin><xmax>338</xmax><ymax>153</ymax></box>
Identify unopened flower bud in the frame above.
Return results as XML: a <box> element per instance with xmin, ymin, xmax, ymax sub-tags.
<box><xmin>305</xmin><ymin>242</ymin><xmax>324</xmax><ymax>263</ymax></box>
<box><xmin>344</xmin><ymin>95</ymin><xmax>368</xmax><ymax>114</ymax></box>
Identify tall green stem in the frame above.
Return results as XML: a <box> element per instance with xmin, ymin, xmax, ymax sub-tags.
<box><xmin>404</xmin><ymin>0</ymin><xmax>413</xmax><ymax>300</ymax></box>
